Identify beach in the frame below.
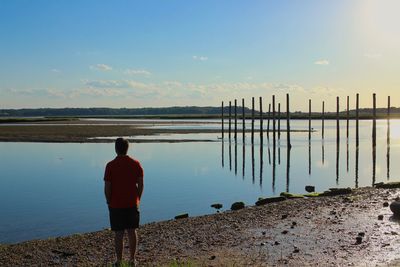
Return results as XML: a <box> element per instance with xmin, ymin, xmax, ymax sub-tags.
<box><xmin>1</xmin><ymin>187</ymin><xmax>400</xmax><ymax>266</ymax></box>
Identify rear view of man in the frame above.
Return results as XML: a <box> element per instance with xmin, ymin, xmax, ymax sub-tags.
<box><xmin>104</xmin><ymin>138</ymin><xmax>144</xmax><ymax>266</ymax></box>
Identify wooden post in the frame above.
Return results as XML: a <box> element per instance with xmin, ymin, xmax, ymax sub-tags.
<box><xmin>251</xmin><ymin>97</ymin><xmax>255</xmax><ymax>143</ymax></box>
<box><xmin>278</xmin><ymin>103</ymin><xmax>281</xmax><ymax>139</ymax></box>
<box><xmin>267</xmin><ymin>104</ymin><xmax>271</xmax><ymax>137</ymax></box>
<box><xmin>346</xmin><ymin>96</ymin><xmax>349</xmax><ymax>139</ymax></box>
<box><xmin>272</xmin><ymin>95</ymin><xmax>276</xmax><ymax>135</ymax></box>
<box><xmin>372</xmin><ymin>93</ymin><xmax>376</xmax><ymax>185</ymax></box>
<box><xmin>356</xmin><ymin>93</ymin><xmax>359</xmax><ymax>149</ymax></box>
<box><xmin>221</xmin><ymin>101</ymin><xmax>224</xmax><ymax>139</ymax></box>
<box><xmin>308</xmin><ymin>99</ymin><xmax>311</xmax><ymax>140</ymax></box>
<box><xmin>336</xmin><ymin>96</ymin><xmax>340</xmax><ymax>184</ymax></box>
<box><xmin>234</xmin><ymin>99</ymin><xmax>237</xmax><ymax>141</ymax></box>
<box><xmin>259</xmin><ymin>96</ymin><xmax>263</xmax><ymax>139</ymax></box>
<box><xmin>336</xmin><ymin>96</ymin><xmax>340</xmax><ymax>143</ymax></box>
<box><xmin>229</xmin><ymin>101</ymin><xmax>232</xmax><ymax>140</ymax></box>
<box><xmin>286</xmin><ymin>94</ymin><xmax>291</xmax><ymax>148</ymax></box>
<box><xmin>242</xmin><ymin>98</ymin><xmax>245</xmax><ymax>141</ymax></box>
<box><xmin>355</xmin><ymin>93</ymin><xmax>359</xmax><ymax>187</ymax></box>
<box><xmin>387</xmin><ymin>95</ymin><xmax>391</xmax><ymax>180</ymax></box>
<box><xmin>322</xmin><ymin>101</ymin><xmax>325</xmax><ymax>139</ymax></box>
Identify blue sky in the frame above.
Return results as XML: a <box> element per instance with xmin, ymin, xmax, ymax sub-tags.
<box><xmin>0</xmin><ymin>0</ymin><xmax>399</xmax><ymax>110</ymax></box>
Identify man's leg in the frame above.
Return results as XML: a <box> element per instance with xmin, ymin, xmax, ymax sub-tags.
<box><xmin>127</xmin><ymin>228</ymin><xmax>138</xmax><ymax>262</ymax></box>
<box><xmin>114</xmin><ymin>230</ymin><xmax>124</xmax><ymax>263</ymax></box>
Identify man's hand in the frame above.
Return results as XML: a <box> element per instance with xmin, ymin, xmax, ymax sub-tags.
<box><xmin>104</xmin><ymin>181</ymin><xmax>112</xmax><ymax>205</ymax></box>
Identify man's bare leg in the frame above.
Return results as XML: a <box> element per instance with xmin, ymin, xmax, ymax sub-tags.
<box><xmin>127</xmin><ymin>228</ymin><xmax>138</xmax><ymax>262</ymax></box>
<box><xmin>114</xmin><ymin>230</ymin><xmax>124</xmax><ymax>264</ymax></box>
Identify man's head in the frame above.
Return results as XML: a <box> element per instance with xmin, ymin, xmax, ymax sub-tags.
<box><xmin>115</xmin><ymin>138</ymin><xmax>129</xmax><ymax>155</ymax></box>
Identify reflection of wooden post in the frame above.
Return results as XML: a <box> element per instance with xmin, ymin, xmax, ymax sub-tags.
<box><xmin>229</xmin><ymin>101</ymin><xmax>232</xmax><ymax>140</ymax></box>
<box><xmin>251</xmin><ymin>97</ymin><xmax>255</xmax><ymax>143</ymax></box>
<box><xmin>286</xmin><ymin>94</ymin><xmax>291</xmax><ymax>148</ymax></box>
<box><xmin>278</xmin><ymin>103</ymin><xmax>281</xmax><ymax>139</ymax></box>
<box><xmin>346</xmin><ymin>96</ymin><xmax>349</xmax><ymax>139</ymax></box>
<box><xmin>267</xmin><ymin>104</ymin><xmax>271</xmax><ymax>137</ymax></box>
<box><xmin>221</xmin><ymin>101</ymin><xmax>224</xmax><ymax>139</ymax></box>
<box><xmin>259</xmin><ymin>97</ymin><xmax>263</xmax><ymax>139</ymax></box>
<box><xmin>242</xmin><ymin>98</ymin><xmax>245</xmax><ymax>141</ymax></box>
<box><xmin>308</xmin><ymin>99</ymin><xmax>311</xmax><ymax>140</ymax></box>
<box><xmin>234</xmin><ymin>99</ymin><xmax>237</xmax><ymax>141</ymax></box>
<box><xmin>322</xmin><ymin>101</ymin><xmax>325</xmax><ymax>139</ymax></box>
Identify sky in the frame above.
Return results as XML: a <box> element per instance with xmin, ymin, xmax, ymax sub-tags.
<box><xmin>0</xmin><ymin>0</ymin><xmax>399</xmax><ymax>111</ymax></box>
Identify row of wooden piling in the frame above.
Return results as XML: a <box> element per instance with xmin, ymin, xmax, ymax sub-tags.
<box><xmin>222</xmin><ymin>94</ymin><xmax>391</xmax><ymax>144</ymax></box>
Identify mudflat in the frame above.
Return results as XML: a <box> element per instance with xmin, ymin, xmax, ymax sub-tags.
<box><xmin>1</xmin><ymin>187</ymin><xmax>400</xmax><ymax>266</ymax></box>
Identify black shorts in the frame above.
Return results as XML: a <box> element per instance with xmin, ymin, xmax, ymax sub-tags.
<box><xmin>108</xmin><ymin>206</ymin><xmax>140</xmax><ymax>231</ymax></box>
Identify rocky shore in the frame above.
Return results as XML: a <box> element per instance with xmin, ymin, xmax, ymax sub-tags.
<box><xmin>1</xmin><ymin>187</ymin><xmax>400</xmax><ymax>266</ymax></box>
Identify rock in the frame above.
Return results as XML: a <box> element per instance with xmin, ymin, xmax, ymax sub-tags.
<box><xmin>175</xmin><ymin>213</ymin><xmax>189</xmax><ymax>219</ymax></box>
<box><xmin>292</xmin><ymin>221</ymin><xmax>297</xmax><ymax>226</ymax></box>
<box><xmin>383</xmin><ymin>202</ymin><xmax>389</xmax><ymax>207</ymax></box>
<box><xmin>305</xmin><ymin>185</ymin><xmax>315</xmax><ymax>193</ymax></box>
<box><xmin>321</xmin><ymin>188</ymin><xmax>352</xmax><ymax>196</ymax></box>
<box><xmin>209</xmin><ymin>255</ymin><xmax>216</xmax><ymax>260</ymax></box>
<box><xmin>304</xmin><ymin>192</ymin><xmax>322</xmax><ymax>197</ymax></box>
<box><xmin>293</xmin><ymin>248</ymin><xmax>300</xmax><ymax>253</ymax></box>
<box><xmin>255</xmin><ymin>196</ymin><xmax>286</xmax><ymax>206</ymax></box>
<box><xmin>280</xmin><ymin>192</ymin><xmax>304</xmax><ymax>198</ymax></box>
<box><xmin>262</xmin><ymin>231</ymin><xmax>266</xmax><ymax>235</ymax></box>
<box><xmin>231</xmin><ymin>201</ymin><xmax>245</xmax><ymax>211</ymax></box>
<box><xmin>260</xmin><ymin>242</ymin><xmax>265</xmax><ymax>246</ymax></box>
<box><xmin>281</xmin><ymin>214</ymin><xmax>288</xmax><ymax>219</ymax></box>
<box><xmin>378</xmin><ymin>215</ymin><xmax>384</xmax><ymax>220</ymax></box>
<box><xmin>390</xmin><ymin>201</ymin><xmax>400</xmax><ymax>217</ymax></box>
<box><xmin>211</xmin><ymin>203</ymin><xmax>223</xmax><ymax>210</ymax></box>
<box><xmin>358</xmin><ymin>232</ymin><xmax>365</xmax><ymax>237</ymax></box>
<box><xmin>281</xmin><ymin>230</ymin><xmax>288</xmax><ymax>235</ymax></box>
<box><xmin>374</xmin><ymin>182</ymin><xmax>400</xmax><ymax>189</ymax></box>
<box><xmin>356</xmin><ymin>236</ymin><xmax>362</xmax><ymax>244</ymax></box>
<box><xmin>274</xmin><ymin>241</ymin><xmax>280</xmax><ymax>245</ymax></box>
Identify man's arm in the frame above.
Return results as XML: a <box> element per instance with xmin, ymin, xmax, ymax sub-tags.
<box><xmin>137</xmin><ymin>176</ymin><xmax>144</xmax><ymax>201</ymax></box>
<box><xmin>104</xmin><ymin>181</ymin><xmax>112</xmax><ymax>205</ymax></box>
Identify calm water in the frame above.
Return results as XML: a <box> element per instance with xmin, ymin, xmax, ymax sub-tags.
<box><xmin>1</xmin><ymin>119</ymin><xmax>399</xmax><ymax>243</ymax></box>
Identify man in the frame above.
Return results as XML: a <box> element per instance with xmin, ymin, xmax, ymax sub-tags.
<box><xmin>104</xmin><ymin>138</ymin><xmax>144</xmax><ymax>266</ymax></box>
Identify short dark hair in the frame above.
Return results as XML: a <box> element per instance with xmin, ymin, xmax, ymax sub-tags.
<box><xmin>115</xmin><ymin>138</ymin><xmax>129</xmax><ymax>155</ymax></box>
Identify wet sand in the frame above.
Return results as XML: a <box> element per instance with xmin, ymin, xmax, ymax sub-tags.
<box><xmin>1</xmin><ymin>187</ymin><xmax>400</xmax><ymax>266</ymax></box>
<box><xmin>0</xmin><ymin>119</ymin><xmax>308</xmax><ymax>143</ymax></box>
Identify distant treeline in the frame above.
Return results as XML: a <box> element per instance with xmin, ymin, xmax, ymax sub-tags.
<box><xmin>0</xmin><ymin>106</ymin><xmax>399</xmax><ymax>119</ymax></box>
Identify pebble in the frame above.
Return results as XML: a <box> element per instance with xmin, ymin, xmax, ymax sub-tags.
<box><xmin>282</xmin><ymin>230</ymin><xmax>288</xmax><ymax>235</ymax></box>
<box><xmin>358</xmin><ymin>232</ymin><xmax>365</xmax><ymax>237</ymax></box>
<box><xmin>356</xmin><ymin>236</ymin><xmax>362</xmax><ymax>244</ymax></box>
<box><xmin>282</xmin><ymin>214</ymin><xmax>288</xmax><ymax>219</ymax></box>
<box><xmin>383</xmin><ymin>202</ymin><xmax>389</xmax><ymax>207</ymax></box>
<box><xmin>378</xmin><ymin>215</ymin><xmax>384</xmax><ymax>220</ymax></box>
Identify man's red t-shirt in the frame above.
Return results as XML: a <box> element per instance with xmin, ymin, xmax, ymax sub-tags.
<box><xmin>104</xmin><ymin>155</ymin><xmax>144</xmax><ymax>208</ymax></box>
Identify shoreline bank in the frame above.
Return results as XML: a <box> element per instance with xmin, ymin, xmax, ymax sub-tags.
<box><xmin>1</xmin><ymin>187</ymin><xmax>400</xmax><ymax>266</ymax></box>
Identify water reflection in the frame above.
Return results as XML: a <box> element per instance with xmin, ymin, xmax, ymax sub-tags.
<box><xmin>387</xmin><ymin>118</ymin><xmax>390</xmax><ymax>180</ymax></box>
<box><xmin>234</xmin><ymin>140</ymin><xmax>237</xmax><ymax>176</ymax></box>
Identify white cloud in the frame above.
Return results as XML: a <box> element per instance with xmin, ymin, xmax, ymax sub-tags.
<box><xmin>90</xmin><ymin>64</ymin><xmax>112</xmax><ymax>71</ymax></box>
<box><xmin>193</xmin><ymin>55</ymin><xmax>208</xmax><ymax>61</ymax></box>
<box><xmin>364</xmin><ymin>53</ymin><xmax>382</xmax><ymax>59</ymax></box>
<box><xmin>124</xmin><ymin>69</ymin><xmax>151</xmax><ymax>76</ymax></box>
<box><xmin>51</xmin><ymin>69</ymin><xmax>61</xmax><ymax>73</ymax></box>
<box><xmin>314</xmin><ymin>59</ymin><xmax>329</xmax><ymax>65</ymax></box>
